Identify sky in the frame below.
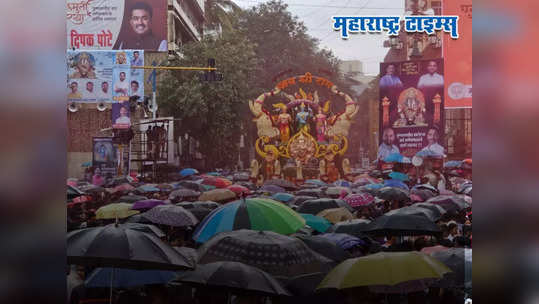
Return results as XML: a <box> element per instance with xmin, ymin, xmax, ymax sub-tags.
<box><xmin>234</xmin><ymin>0</ymin><xmax>405</xmax><ymax>76</ymax></box>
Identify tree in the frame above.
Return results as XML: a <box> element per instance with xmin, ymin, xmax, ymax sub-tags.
<box><xmin>205</xmin><ymin>0</ymin><xmax>242</xmax><ymax>34</ymax></box>
<box><xmin>158</xmin><ymin>32</ymin><xmax>258</xmax><ymax>169</ymax></box>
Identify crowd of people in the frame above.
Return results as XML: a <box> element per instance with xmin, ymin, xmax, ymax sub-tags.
<box><xmin>67</xmin><ymin>157</ymin><xmax>472</xmax><ymax>304</ymax></box>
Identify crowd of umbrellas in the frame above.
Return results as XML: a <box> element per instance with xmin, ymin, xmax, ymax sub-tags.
<box><xmin>67</xmin><ymin>164</ymin><xmax>472</xmax><ymax>304</ymax></box>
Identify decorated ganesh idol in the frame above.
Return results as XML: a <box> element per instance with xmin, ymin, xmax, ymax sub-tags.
<box><xmin>248</xmin><ymin>72</ymin><xmax>359</xmax><ymax>184</ymax></box>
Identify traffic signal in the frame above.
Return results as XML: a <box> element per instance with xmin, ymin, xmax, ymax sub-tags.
<box><xmin>200</xmin><ymin>58</ymin><xmax>223</xmax><ymax>82</ymax></box>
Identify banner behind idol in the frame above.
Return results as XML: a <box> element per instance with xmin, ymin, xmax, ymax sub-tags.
<box><xmin>67</xmin><ymin>0</ymin><xmax>167</xmax><ymax>51</ymax></box>
<box><xmin>92</xmin><ymin>137</ymin><xmax>118</xmax><ymax>175</ymax></box>
<box><xmin>378</xmin><ymin>59</ymin><xmax>445</xmax><ymax>160</ymax></box>
<box><xmin>67</xmin><ymin>50</ymin><xmax>144</xmax><ymax>103</ymax></box>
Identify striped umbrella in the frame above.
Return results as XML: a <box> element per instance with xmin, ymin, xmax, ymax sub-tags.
<box><xmin>142</xmin><ymin>205</ymin><xmax>198</xmax><ymax>227</ymax></box>
<box><xmin>192</xmin><ymin>198</ymin><xmax>305</xmax><ymax>243</ymax></box>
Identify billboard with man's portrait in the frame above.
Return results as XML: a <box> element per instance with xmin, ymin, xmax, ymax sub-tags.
<box><xmin>378</xmin><ymin>59</ymin><xmax>445</xmax><ymax>159</ymax></box>
<box><xmin>67</xmin><ymin>50</ymin><xmax>144</xmax><ymax>103</ymax></box>
<box><xmin>67</xmin><ymin>0</ymin><xmax>167</xmax><ymax>51</ymax></box>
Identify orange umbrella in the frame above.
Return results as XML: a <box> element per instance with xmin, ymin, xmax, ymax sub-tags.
<box><xmin>202</xmin><ymin>175</ymin><xmax>233</xmax><ymax>188</ymax></box>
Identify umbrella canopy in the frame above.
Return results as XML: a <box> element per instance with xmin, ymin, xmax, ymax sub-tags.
<box><xmin>289</xmin><ymin>195</ymin><xmax>317</xmax><ymax>207</ymax></box>
<box><xmin>411</xmin><ymin>187</ymin><xmax>438</xmax><ymax>202</ymax></box>
<box><xmin>142</xmin><ymin>205</ymin><xmax>198</xmax><ymax>227</ymax></box>
<box><xmin>295</xmin><ymin>234</ymin><xmax>351</xmax><ymax>262</ymax></box>
<box><xmin>444</xmin><ymin>160</ymin><xmax>462</xmax><ymax>169</ymax></box>
<box><xmin>299</xmin><ymin>183</ymin><xmax>320</xmax><ymax>190</ymax></box>
<box><xmin>197</xmin><ymin>230</ymin><xmax>332</xmax><ymax>277</ymax></box>
<box><xmin>430</xmin><ymin>248</ymin><xmax>472</xmax><ymax>288</ymax></box>
<box><xmin>325</xmin><ymin>186</ymin><xmax>351</xmax><ymax>197</ymax></box>
<box><xmin>299</xmin><ymin>213</ymin><xmax>332</xmax><ymax>233</ymax></box>
<box><xmin>169</xmin><ymin>189</ymin><xmax>201</xmax><ymax>201</ymax></box>
<box><xmin>259</xmin><ymin>184</ymin><xmax>286</xmax><ymax>194</ymax></box>
<box><xmin>383</xmin><ymin>179</ymin><xmax>410</xmax><ymax>191</ymax></box>
<box><xmin>263</xmin><ymin>179</ymin><xmax>298</xmax><ymax>191</ymax></box>
<box><xmin>327</xmin><ymin>219</ymin><xmax>372</xmax><ymax>236</ymax></box>
<box><xmin>180</xmin><ymin>168</ymin><xmax>199</xmax><ymax>177</ymax></box>
<box><xmin>376</xmin><ymin>187</ymin><xmax>410</xmax><ymax>202</ymax></box>
<box><xmin>384</xmin><ymin>206</ymin><xmax>440</xmax><ymax>222</ymax></box>
<box><xmin>359</xmin><ymin>183</ymin><xmax>385</xmax><ymax>195</ymax></box>
<box><xmin>425</xmin><ymin>195</ymin><xmax>470</xmax><ymax>213</ymax></box>
<box><xmin>235</xmin><ymin>181</ymin><xmax>257</xmax><ymax>190</ymax></box>
<box><xmin>317</xmin><ymin>252</ymin><xmax>451</xmax><ymax>293</ymax></box>
<box><xmin>96</xmin><ymin>203</ymin><xmax>139</xmax><ymax>220</ymax></box>
<box><xmin>280</xmin><ymin>272</ymin><xmax>328</xmax><ymax>297</ymax></box>
<box><xmin>124</xmin><ymin>214</ymin><xmax>152</xmax><ymax>224</ymax></box>
<box><xmin>305</xmin><ymin>179</ymin><xmax>328</xmax><ymax>187</ymax></box>
<box><xmin>79</xmin><ymin>184</ymin><xmax>105</xmax><ymax>194</ymax></box>
<box><xmin>198</xmin><ymin>189</ymin><xmax>236</xmax><ymax>203</ymax></box>
<box><xmin>118</xmin><ymin>195</ymin><xmax>148</xmax><ymax>203</ymax></box>
<box><xmin>412</xmin><ymin>203</ymin><xmax>447</xmax><ymax>219</ymax></box>
<box><xmin>316</xmin><ymin>207</ymin><xmax>355</xmax><ymax>224</ymax></box>
<box><xmin>172</xmin><ymin>261</ymin><xmax>291</xmax><ymax>296</ymax></box>
<box><xmin>192</xmin><ymin>198</ymin><xmax>305</xmax><ymax>243</ymax></box>
<box><xmin>333</xmin><ymin>180</ymin><xmax>351</xmax><ymax>188</ymax></box>
<box><xmin>186</xmin><ymin>206</ymin><xmax>212</xmax><ymax>222</ymax></box>
<box><xmin>363</xmin><ymin>214</ymin><xmax>441</xmax><ymax>236</ymax></box>
<box><xmin>131</xmin><ymin>199</ymin><xmax>166</xmax><ymax>211</ymax></box>
<box><xmin>420</xmin><ymin>245</ymin><xmax>450</xmax><ymax>255</ymax></box>
<box><xmin>271</xmin><ymin>192</ymin><xmax>295</xmax><ymax>203</ymax></box>
<box><xmin>295</xmin><ymin>188</ymin><xmax>323</xmax><ymax>198</ymax></box>
<box><xmin>353</xmin><ymin>177</ymin><xmax>379</xmax><ymax>187</ymax></box>
<box><xmin>388</xmin><ymin>172</ymin><xmax>409</xmax><ymax>182</ymax></box>
<box><xmin>343</xmin><ymin>193</ymin><xmax>375</xmax><ymax>208</ymax></box>
<box><xmin>176</xmin><ymin>181</ymin><xmax>206</xmax><ymax>192</ymax></box>
<box><xmin>136</xmin><ymin>185</ymin><xmax>160</xmax><ymax>193</ymax></box>
<box><xmin>67</xmin><ymin>224</ymin><xmax>195</xmax><ymax>270</ymax></box>
<box><xmin>232</xmin><ymin>172</ymin><xmax>251</xmax><ymax>182</ymax></box>
<box><xmin>318</xmin><ymin>233</ymin><xmax>367</xmax><ymax>251</ymax></box>
<box><xmin>121</xmin><ymin>223</ymin><xmax>166</xmax><ymax>238</ymax></box>
<box><xmin>85</xmin><ymin>267</ymin><xmax>177</xmax><ymax>288</ymax></box>
<box><xmin>227</xmin><ymin>184</ymin><xmax>251</xmax><ymax>196</ymax></box>
<box><xmin>201</xmin><ymin>176</ymin><xmax>232</xmax><ymax>188</ymax></box>
<box><xmin>297</xmin><ymin>198</ymin><xmax>352</xmax><ymax>215</ymax></box>
<box><xmin>179</xmin><ymin>201</ymin><xmax>220</xmax><ymax>210</ymax></box>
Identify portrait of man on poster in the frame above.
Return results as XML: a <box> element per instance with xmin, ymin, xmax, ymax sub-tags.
<box><xmin>114</xmin><ymin>2</ymin><xmax>167</xmax><ymax>51</ymax></box>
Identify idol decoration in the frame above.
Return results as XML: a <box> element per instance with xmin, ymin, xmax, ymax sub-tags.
<box><xmin>248</xmin><ymin>72</ymin><xmax>359</xmax><ymax>184</ymax></box>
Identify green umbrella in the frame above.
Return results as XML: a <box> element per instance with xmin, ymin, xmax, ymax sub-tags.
<box><xmin>299</xmin><ymin>213</ymin><xmax>332</xmax><ymax>233</ymax></box>
<box><xmin>317</xmin><ymin>251</ymin><xmax>451</xmax><ymax>293</ymax></box>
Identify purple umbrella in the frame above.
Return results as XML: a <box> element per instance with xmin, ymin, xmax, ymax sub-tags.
<box><xmin>131</xmin><ymin>199</ymin><xmax>166</xmax><ymax>211</ymax></box>
<box><xmin>259</xmin><ymin>184</ymin><xmax>285</xmax><ymax>194</ymax></box>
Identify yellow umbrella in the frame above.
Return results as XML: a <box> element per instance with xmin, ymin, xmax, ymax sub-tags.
<box><xmin>95</xmin><ymin>203</ymin><xmax>139</xmax><ymax>220</ymax></box>
<box><xmin>316</xmin><ymin>207</ymin><xmax>355</xmax><ymax>224</ymax></box>
<box><xmin>198</xmin><ymin>189</ymin><xmax>236</xmax><ymax>203</ymax></box>
<box><xmin>317</xmin><ymin>252</ymin><xmax>451</xmax><ymax>293</ymax></box>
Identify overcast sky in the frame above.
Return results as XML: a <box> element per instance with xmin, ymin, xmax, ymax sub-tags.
<box><xmin>234</xmin><ymin>0</ymin><xmax>405</xmax><ymax>75</ymax></box>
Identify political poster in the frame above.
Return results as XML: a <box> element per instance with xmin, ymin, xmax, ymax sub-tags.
<box><xmin>378</xmin><ymin>59</ymin><xmax>445</xmax><ymax>160</ymax></box>
<box><xmin>67</xmin><ymin>50</ymin><xmax>144</xmax><ymax>103</ymax></box>
<box><xmin>444</xmin><ymin>0</ymin><xmax>472</xmax><ymax>108</ymax></box>
<box><xmin>112</xmin><ymin>102</ymin><xmax>132</xmax><ymax>129</ymax></box>
<box><xmin>67</xmin><ymin>0</ymin><xmax>167</xmax><ymax>51</ymax></box>
<box><xmin>92</xmin><ymin>137</ymin><xmax>118</xmax><ymax>175</ymax></box>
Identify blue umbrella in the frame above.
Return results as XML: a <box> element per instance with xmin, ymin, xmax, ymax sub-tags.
<box><xmin>299</xmin><ymin>213</ymin><xmax>332</xmax><ymax>233</ymax></box>
<box><xmin>388</xmin><ymin>172</ymin><xmax>409</xmax><ymax>182</ymax></box>
<box><xmin>305</xmin><ymin>179</ymin><xmax>328</xmax><ymax>187</ymax></box>
<box><xmin>383</xmin><ymin>179</ymin><xmax>410</xmax><ymax>191</ymax></box>
<box><xmin>444</xmin><ymin>160</ymin><xmax>462</xmax><ymax>168</ymax></box>
<box><xmin>85</xmin><ymin>268</ymin><xmax>177</xmax><ymax>288</ymax></box>
<box><xmin>333</xmin><ymin>180</ymin><xmax>351</xmax><ymax>188</ymax></box>
<box><xmin>318</xmin><ymin>233</ymin><xmax>367</xmax><ymax>250</ymax></box>
<box><xmin>272</xmin><ymin>192</ymin><xmax>295</xmax><ymax>203</ymax></box>
<box><xmin>180</xmin><ymin>168</ymin><xmax>199</xmax><ymax>177</ymax></box>
<box><xmin>260</xmin><ymin>184</ymin><xmax>285</xmax><ymax>194</ymax></box>
<box><xmin>384</xmin><ymin>153</ymin><xmax>403</xmax><ymax>163</ymax></box>
<box><xmin>137</xmin><ymin>185</ymin><xmax>160</xmax><ymax>193</ymax></box>
<box><xmin>362</xmin><ymin>183</ymin><xmax>384</xmax><ymax>190</ymax></box>
<box><xmin>206</xmin><ymin>172</ymin><xmax>222</xmax><ymax>176</ymax></box>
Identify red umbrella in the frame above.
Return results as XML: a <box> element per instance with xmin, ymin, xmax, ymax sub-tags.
<box><xmin>343</xmin><ymin>193</ymin><xmax>374</xmax><ymax>208</ymax></box>
<box><xmin>202</xmin><ymin>175</ymin><xmax>232</xmax><ymax>188</ymax></box>
<box><xmin>227</xmin><ymin>184</ymin><xmax>251</xmax><ymax>196</ymax></box>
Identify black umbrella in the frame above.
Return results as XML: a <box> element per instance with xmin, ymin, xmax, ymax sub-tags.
<box><xmin>299</xmin><ymin>183</ymin><xmax>321</xmax><ymax>190</ymax></box>
<box><xmin>288</xmin><ymin>196</ymin><xmax>317</xmax><ymax>207</ymax></box>
<box><xmin>169</xmin><ymin>189</ymin><xmax>201</xmax><ymax>202</ymax></box>
<box><xmin>233</xmin><ymin>172</ymin><xmax>251</xmax><ymax>182</ymax></box>
<box><xmin>124</xmin><ymin>214</ymin><xmax>152</xmax><ymax>224</ymax></box>
<box><xmin>425</xmin><ymin>195</ymin><xmax>469</xmax><ymax>213</ymax></box>
<box><xmin>327</xmin><ymin>219</ymin><xmax>372</xmax><ymax>237</ymax></box>
<box><xmin>296</xmin><ymin>199</ymin><xmax>352</xmax><ymax>215</ymax></box>
<box><xmin>187</xmin><ymin>206</ymin><xmax>212</xmax><ymax>222</ymax></box>
<box><xmin>294</xmin><ymin>235</ymin><xmax>350</xmax><ymax>262</ymax></box>
<box><xmin>171</xmin><ymin>261</ymin><xmax>291</xmax><ymax>296</ymax></box>
<box><xmin>410</xmin><ymin>188</ymin><xmax>437</xmax><ymax>202</ymax></box>
<box><xmin>412</xmin><ymin>203</ymin><xmax>447</xmax><ymax>219</ymax></box>
<box><xmin>376</xmin><ymin>187</ymin><xmax>410</xmax><ymax>202</ymax></box>
<box><xmin>363</xmin><ymin>214</ymin><xmax>441</xmax><ymax>236</ymax></box>
<box><xmin>67</xmin><ymin>224</ymin><xmax>195</xmax><ymax>270</ymax></box>
<box><xmin>263</xmin><ymin>179</ymin><xmax>298</xmax><ymax>191</ymax></box>
<box><xmin>197</xmin><ymin>230</ymin><xmax>332</xmax><ymax>277</ymax></box>
<box><xmin>177</xmin><ymin>201</ymin><xmax>220</xmax><ymax>210</ymax></box>
<box><xmin>236</xmin><ymin>181</ymin><xmax>257</xmax><ymax>190</ymax></box>
<box><xmin>278</xmin><ymin>272</ymin><xmax>327</xmax><ymax>297</ymax></box>
<box><xmin>384</xmin><ymin>206</ymin><xmax>440</xmax><ymax>222</ymax></box>
<box><xmin>177</xmin><ymin>181</ymin><xmax>206</xmax><ymax>192</ymax></box>
<box><xmin>121</xmin><ymin>223</ymin><xmax>165</xmax><ymax>238</ymax></box>
<box><xmin>431</xmin><ymin>248</ymin><xmax>472</xmax><ymax>288</ymax></box>
<box><xmin>118</xmin><ymin>195</ymin><xmax>148</xmax><ymax>203</ymax></box>
<box><xmin>295</xmin><ymin>189</ymin><xmax>323</xmax><ymax>198</ymax></box>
